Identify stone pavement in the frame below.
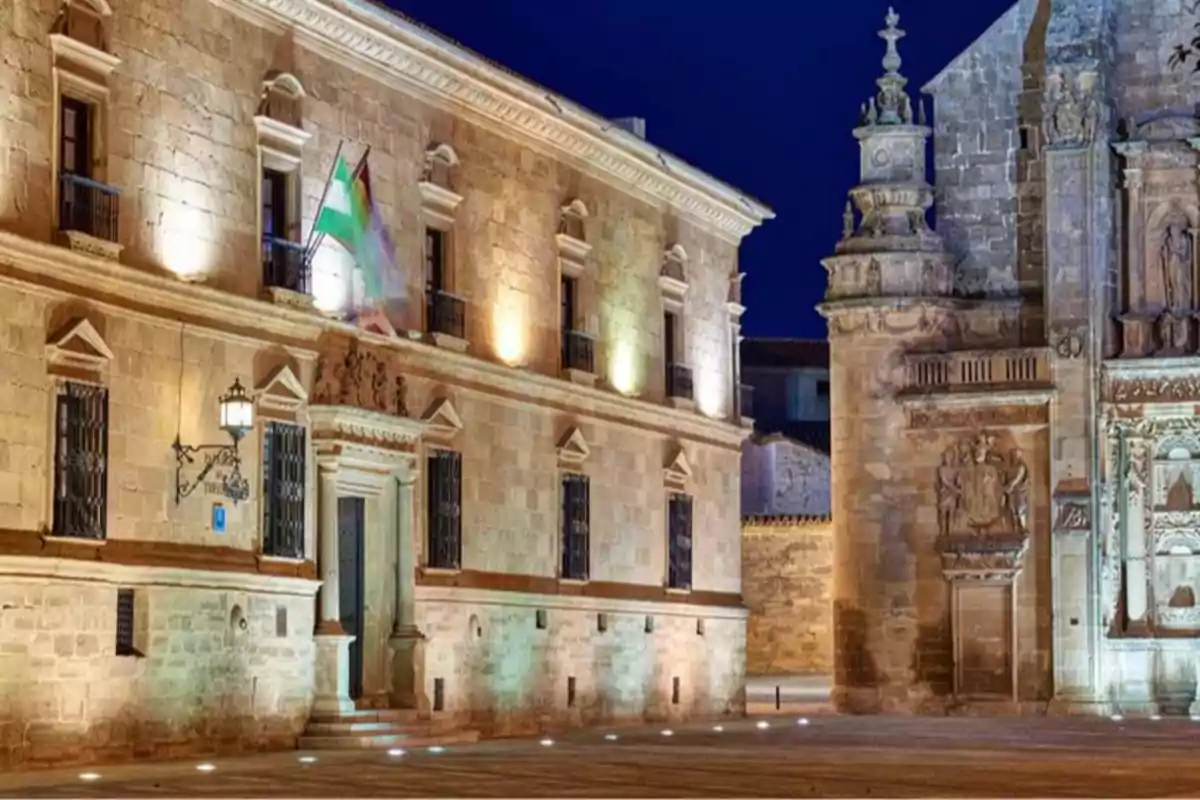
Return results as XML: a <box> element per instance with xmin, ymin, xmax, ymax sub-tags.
<box><xmin>5</xmin><ymin>716</ymin><xmax>1200</xmax><ymax>797</ymax></box>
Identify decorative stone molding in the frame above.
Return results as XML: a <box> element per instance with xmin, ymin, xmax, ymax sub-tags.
<box><xmin>903</xmin><ymin>347</ymin><xmax>1051</xmax><ymax>395</ymax></box>
<box><xmin>741</xmin><ymin>514</ymin><xmax>832</xmax><ymax>529</ymax></box>
<box><xmin>418</xmin><ymin>142</ymin><xmax>463</xmax><ymax>228</ymax></box>
<box><xmin>726</xmin><ymin>272</ymin><xmax>746</xmax><ymax>318</ymax></box>
<box><xmin>1054</xmin><ymin>497</ymin><xmax>1091</xmax><ymax>533</ymax></box>
<box><xmin>938</xmin><ymin>535</ymin><xmax>1030</xmax><ymax>582</ymax></box>
<box><xmin>659</xmin><ymin>244</ymin><xmax>689</xmax><ymax>298</ymax></box>
<box><xmin>556</xmin><ymin>199</ymin><xmax>591</xmax><ymax>272</ymax></box>
<box><xmin>311</xmin><ymin>337</ymin><xmax>408</xmax><ymax>416</ymax></box>
<box><xmin>1042</xmin><ymin>67</ymin><xmax>1099</xmax><ymax>150</ymax></box>
<box><xmin>420</xmin><ymin>397</ymin><xmax>463</xmax><ymax>442</ymax></box>
<box><xmin>556</xmin><ymin>426</ymin><xmax>590</xmax><ymax>467</ymax></box>
<box><xmin>906</xmin><ymin>403</ymin><xmax>1049</xmax><ymax>431</ymax></box>
<box><xmin>664</xmin><ymin>445</ymin><xmax>693</xmax><ymax>488</ymax></box>
<box><xmin>309</xmin><ymin>404</ymin><xmax>421</xmax><ymax>455</ymax></box>
<box><xmin>934</xmin><ymin>431</ymin><xmax>1030</xmax><ymax>539</ymax></box>
<box><xmin>215</xmin><ymin>0</ymin><xmax>772</xmax><ymax>242</ymax></box>
<box><xmin>255</xmin><ymin>364</ymin><xmax>308</xmax><ymax>413</ymax></box>
<box><xmin>1050</xmin><ymin>322</ymin><xmax>1087</xmax><ymax>359</ymax></box>
<box><xmin>1106</xmin><ymin>374</ymin><xmax>1200</xmax><ymax>404</ymax></box>
<box><xmin>45</xmin><ymin>317</ymin><xmax>113</xmax><ymax>372</ymax></box>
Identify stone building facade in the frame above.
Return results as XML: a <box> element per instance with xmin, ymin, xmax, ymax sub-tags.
<box><xmin>0</xmin><ymin>0</ymin><xmax>771</xmax><ymax>766</ymax></box>
<box><xmin>740</xmin><ymin>435</ymin><xmax>831</xmax><ymax>517</ymax></box>
<box><xmin>827</xmin><ymin>0</ymin><xmax>1200</xmax><ymax>716</ymax></box>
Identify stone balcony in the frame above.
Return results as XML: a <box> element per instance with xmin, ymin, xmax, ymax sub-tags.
<box><xmin>902</xmin><ymin>347</ymin><xmax>1052</xmax><ymax>396</ymax></box>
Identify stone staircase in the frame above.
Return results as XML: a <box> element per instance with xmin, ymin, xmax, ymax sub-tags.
<box><xmin>299</xmin><ymin>708</ymin><xmax>480</xmax><ymax>751</ymax></box>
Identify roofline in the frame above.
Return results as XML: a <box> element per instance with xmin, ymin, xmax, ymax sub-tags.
<box><xmin>920</xmin><ymin>2</ymin><xmax>1021</xmax><ymax>95</ymax></box>
<box><xmin>750</xmin><ymin>431</ymin><xmax>831</xmax><ymax>458</ymax></box>
<box><xmin>223</xmin><ymin>0</ymin><xmax>775</xmax><ymax>242</ymax></box>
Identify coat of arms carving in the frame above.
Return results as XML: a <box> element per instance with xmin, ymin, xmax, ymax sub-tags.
<box><xmin>935</xmin><ymin>432</ymin><xmax>1030</xmax><ymax>539</ymax></box>
<box><xmin>312</xmin><ymin>337</ymin><xmax>408</xmax><ymax>417</ymax></box>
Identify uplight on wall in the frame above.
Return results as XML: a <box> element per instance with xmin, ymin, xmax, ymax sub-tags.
<box><xmin>492</xmin><ymin>290</ymin><xmax>528</xmax><ymax>366</ymax></box>
<box><xmin>309</xmin><ymin>245</ymin><xmax>351</xmax><ymax>313</ymax></box>
<box><xmin>608</xmin><ymin>338</ymin><xmax>640</xmax><ymax>396</ymax></box>
<box><xmin>694</xmin><ymin>365</ymin><xmax>725</xmax><ymax>419</ymax></box>
<box><xmin>156</xmin><ymin>199</ymin><xmax>213</xmax><ymax>280</ymax></box>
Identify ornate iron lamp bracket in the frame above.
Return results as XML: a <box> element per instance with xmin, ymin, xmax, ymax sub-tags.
<box><xmin>173</xmin><ymin>439</ymin><xmax>250</xmax><ymax>505</ymax></box>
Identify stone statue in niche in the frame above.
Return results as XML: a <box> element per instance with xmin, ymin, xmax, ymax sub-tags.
<box><xmin>935</xmin><ymin>432</ymin><xmax>1030</xmax><ymax>538</ymax></box>
<box><xmin>1160</xmin><ymin>216</ymin><xmax>1193</xmax><ymax>312</ymax></box>
<box><xmin>1166</xmin><ymin>471</ymin><xmax>1195</xmax><ymax>511</ymax></box>
<box><xmin>312</xmin><ymin>337</ymin><xmax>408</xmax><ymax>417</ymax></box>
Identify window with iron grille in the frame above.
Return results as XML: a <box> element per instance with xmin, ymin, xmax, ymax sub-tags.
<box><xmin>262</xmin><ymin>421</ymin><xmax>306</xmax><ymax>560</ymax></box>
<box><xmin>560</xmin><ymin>473</ymin><xmax>589</xmax><ymax>580</ymax></box>
<box><xmin>115</xmin><ymin>588</ymin><xmax>137</xmax><ymax>656</ymax></box>
<box><xmin>667</xmin><ymin>493</ymin><xmax>693</xmax><ymax>590</ymax></box>
<box><xmin>52</xmin><ymin>381</ymin><xmax>109</xmax><ymax>540</ymax></box>
<box><xmin>427</xmin><ymin>449</ymin><xmax>462</xmax><ymax>569</ymax></box>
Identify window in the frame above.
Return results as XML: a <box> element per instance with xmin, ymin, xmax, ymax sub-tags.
<box><xmin>663</xmin><ymin>311</ymin><xmax>677</xmax><ymax>367</ymax></box>
<box><xmin>560</xmin><ymin>473</ymin><xmax>590</xmax><ymax>581</ymax></box>
<box><xmin>561</xmin><ymin>275</ymin><xmax>577</xmax><ymax>336</ymax></box>
<box><xmin>427</xmin><ymin>449</ymin><xmax>462</xmax><ymax>569</ymax></box>
<box><xmin>817</xmin><ymin>379</ymin><xmax>830</xmax><ymax>397</ymax></box>
<box><xmin>261</xmin><ymin>168</ymin><xmax>290</xmax><ymax>239</ymax></box>
<box><xmin>52</xmin><ymin>381</ymin><xmax>109</xmax><ymax>540</ymax></box>
<box><xmin>262</xmin><ymin>421</ymin><xmax>306</xmax><ymax>559</ymax></box>
<box><xmin>115</xmin><ymin>588</ymin><xmax>137</xmax><ymax>657</ymax></box>
<box><xmin>60</xmin><ymin>97</ymin><xmax>92</xmax><ymax>179</ymax></box>
<box><xmin>667</xmin><ymin>492</ymin><xmax>693</xmax><ymax>591</ymax></box>
<box><xmin>425</xmin><ymin>228</ymin><xmax>446</xmax><ymax>294</ymax></box>
<box><xmin>261</xmin><ymin>168</ymin><xmax>305</xmax><ymax>293</ymax></box>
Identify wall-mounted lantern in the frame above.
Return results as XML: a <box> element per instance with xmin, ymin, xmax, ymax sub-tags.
<box><xmin>173</xmin><ymin>378</ymin><xmax>254</xmax><ymax>504</ymax></box>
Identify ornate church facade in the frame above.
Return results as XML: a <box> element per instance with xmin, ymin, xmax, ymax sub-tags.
<box><xmin>824</xmin><ymin>1</ymin><xmax>1200</xmax><ymax>715</ymax></box>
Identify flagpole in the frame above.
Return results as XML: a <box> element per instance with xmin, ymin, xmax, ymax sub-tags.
<box><xmin>302</xmin><ymin>138</ymin><xmax>346</xmax><ymax>265</ymax></box>
<box><xmin>304</xmin><ymin>143</ymin><xmax>371</xmax><ymax>267</ymax></box>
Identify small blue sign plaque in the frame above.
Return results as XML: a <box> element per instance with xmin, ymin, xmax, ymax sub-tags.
<box><xmin>212</xmin><ymin>503</ymin><xmax>227</xmax><ymax>534</ymax></box>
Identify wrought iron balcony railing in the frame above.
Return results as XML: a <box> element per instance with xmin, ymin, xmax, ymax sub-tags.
<box><xmin>562</xmin><ymin>329</ymin><xmax>595</xmax><ymax>374</ymax></box>
<box><xmin>59</xmin><ymin>172</ymin><xmax>119</xmax><ymax>243</ymax></box>
<box><xmin>262</xmin><ymin>236</ymin><xmax>310</xmax><ymax>295</ymax></box>
<box><xmin>666</xmin><ymin>362</ymin><xmax>694</xmax><ymax>402</ymax></box>
<box><xmin>427</xmin><ymin>289</ymin><xmax>466</xmax><ymax>340</ymax></box>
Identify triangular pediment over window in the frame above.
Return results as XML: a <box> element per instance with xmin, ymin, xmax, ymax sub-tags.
<box><xmin>45</xmin><ymin>318</ymin><xmax>114</xmax><ymax>371</ymax></box>
<box><xmin>422</xmin><ymin>397</ymin><xmax>463</xmax><ymax>441</ymax></box>
<box><xmin>256</xmin><ymin>364</ymin><xmax>308</xmax><ymax>413</ymax></box>
<box><xmin>664</xmin><ymin>445</ymin><xmax>693</xmax><ymax>487</ymax></box>
<box><xmin>557</xmin><ymin>426</ymin><xmax>591</xmax><ymax>466</ymax></box>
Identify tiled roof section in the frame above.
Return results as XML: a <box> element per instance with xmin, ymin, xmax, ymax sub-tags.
<box><xmin>741</xmin><ymin>338</ymin><xmax>829</xmax><ymax>369</ymax></box>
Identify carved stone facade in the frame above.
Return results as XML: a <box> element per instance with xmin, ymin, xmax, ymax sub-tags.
<box><xmin>0</xmin><ymin>0</ymin><xmax>770</xmax><ymax>766</ymax></box>
<box><xmin>822</xmin><ymin>1</ymin><xmax>1200</xmax><ymax>717</ymax></box>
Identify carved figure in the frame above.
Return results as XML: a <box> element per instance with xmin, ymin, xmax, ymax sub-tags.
<box><xmin>1160</xmin><ymin>217</ymin><xmax>1193</xmax><ymax>311</ymax></box>
<box><xmin>1043</xmin><ymin>71</ymin><xmax>1099</xmax><ymax>148</ymax></box>
<box><xmin>935</xmin><ymin>432</ymin><xmax>1030</xmax><ymax>537</ymax></box>
<box><xmin>935</xmin><ymin>449</ymin><xmax>962</xmax><ymax>538</ymax></box>
<box><xmin>1004</xmin><ymin>449</ymin><xmax>1029</xmax><ymax>535</ymax></box>
<box><xmin>310</xmin><ymin>336</ymin><xmax>409</xmax><ymax>417</ymax></box>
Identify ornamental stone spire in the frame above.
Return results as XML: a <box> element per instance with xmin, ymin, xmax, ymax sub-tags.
<box><xmin>873</xmin><ymin>7</ymin><xmax>912</xmax><ymax>126</ymax></box>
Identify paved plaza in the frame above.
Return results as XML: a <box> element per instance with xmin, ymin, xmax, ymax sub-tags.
<box><xmin>3</xmin><ymin>716</ymin><xmax>1200</xmax><ymax>797</ymax></box>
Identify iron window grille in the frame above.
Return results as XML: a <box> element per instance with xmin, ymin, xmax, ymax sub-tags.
<box><xmin>560</xmin><ymin>474</ymin><xmax>590</xmax><ymax>581</ymax></box>
<box><xmin>667</xmin><ymin>493</ymin><xmax>694</xmax><ymax>591</ymax></box>
<box><xmin>427</xmin><ymin>449</ymin><xmax>462</xmax><ymax>569</ymax></box>
<box><xmin>52</xmin><ymin>381</ymin><xmax>109</xmax><ymax>541</ymax></box>
<box><xmin>115</xmin><ymin>588</ymin><xmax>137</xmax><ymax>656</ymax></box>
<box><xmin>262</xmin><ymin>421</ymin><xmax>306</xmax><ymax>559</ymax></box>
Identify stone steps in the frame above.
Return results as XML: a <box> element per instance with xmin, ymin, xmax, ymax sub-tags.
<box><xmin>299</xmin><ymin>708</ymin><xmax>478</xmax><ymax>751</ymax></box>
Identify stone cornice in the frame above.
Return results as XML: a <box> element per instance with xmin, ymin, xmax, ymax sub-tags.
<box><xmin>0</xmin><ymin>232</ymin><xmax>747</xmax><ymax>451</ymax></box>
<box><xmin>742</xmin><ymin>514</ymin><xmax>832</xmax><ymax>529</ymax></box>
<box><xmin>219</xmin><ymin>0</ymin><xmax>772</xmax><ymax>243</ymax></box>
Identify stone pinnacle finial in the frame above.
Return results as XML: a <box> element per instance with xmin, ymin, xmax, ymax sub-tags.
<box><xmin>871</xmin><ymin>6</ymin><xmax>912</xmax><ymax>127</ymax></box>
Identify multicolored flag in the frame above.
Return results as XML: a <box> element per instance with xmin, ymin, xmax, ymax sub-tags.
<box><xmin>311</xmin><ymin>150</ymin><xmax>401</xmax><ymax>305</ymax></box>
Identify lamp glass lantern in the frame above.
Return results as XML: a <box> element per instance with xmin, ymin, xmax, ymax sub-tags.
<box><xmin>218</xmin><ymin>378</ymin><xmax>254</xmax><ymax>441</ymax></box>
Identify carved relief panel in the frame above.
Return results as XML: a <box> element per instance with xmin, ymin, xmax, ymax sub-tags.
<box><xmin>311</xmin><ymin>336</ymin><xmax>408</xmax><ymax>417</ymax></box>
<box><xmin>1151</xmin><ymin>433</ymin><xmax>1200</xmax><ymax>631</ymax></box>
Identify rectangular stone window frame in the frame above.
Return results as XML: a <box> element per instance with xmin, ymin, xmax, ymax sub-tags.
<box><xmin>115</xmin><ymin>587</ymin><xmax>149</xmax><ymax>658</ymax></box>
<box><xmin>255</xmin><ymin>116</ymin><xmax>311</xmax><ymax>305</ymax></box>
<box><xmin>662</xmin><ymin>295</ymin><xmax>694</xmax><ymax>410</ymax></box>
<box><xmin>422</xmin><ymin>445</ymin><xmax>463</xmax><ymax>572</ymax></box>
<box><xmin>665</xmin><ymin>491</ymin><xmax>694</xmax><ymax>593</ymax></box>
<box><xmin>419</xmin><ymin>155</ymin><xmax>467</xmax><ymax>352</ymax></box>
<box><xmin>45</xmin><ymin>376</ymin><xmax>111</xmax><ymax>544</ymax></box>
<box><xmin>254</xmin><ymin>366</ymin><xmax>315</xmax><ymax>564</ymax></box>
<box><xmin>559</xmin><ymin>260</ymin><xmax>597</xmax><ymax>386</ymax></box>
<box><xmin>49</xmin><ymin>32</ymin><xmax>122</xmax><ymax>259</ymax></box>
<box><xmin>557</xmin><ymin>469</ymin><xmax>591</xmax><ymax>584</ymax></box>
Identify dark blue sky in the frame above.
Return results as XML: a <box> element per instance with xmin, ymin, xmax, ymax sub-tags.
<box><xmin>386</xmin><ymin>0</ymin><xmax>1015</xmax><ymax>338</ymax></box>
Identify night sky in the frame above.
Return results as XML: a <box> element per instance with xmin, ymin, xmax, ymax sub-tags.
<box><xmin>386</xmin><ymin>0</ymin><xmax>1015</xmax><ymax>338</ymax></box>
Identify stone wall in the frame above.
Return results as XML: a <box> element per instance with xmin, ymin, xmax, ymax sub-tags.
<box><xmin>740</xmin><ymin>436</ymin><xmax>831</xmax><ymax>518</ymax></box>
<box><xmin>741</xmin><ymin>516</ymin><xmax>833</xmax><ymax>677</ymax></box>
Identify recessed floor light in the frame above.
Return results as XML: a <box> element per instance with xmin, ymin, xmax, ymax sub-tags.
<box><xmin>797</xmin><ymin>717</ymin><xmax>810</xmax><ymax>726</ymax></box>
<box><xmin>428</xmin><ymin>745</ymin><xmax>445</xmax><ymax>753</ymax></box>
<box><xmin>196</xmin><ymin>763</ymin><xmax>216</xmax><ymax>773</ymax></box>
<box><xmin>298</xmin><ymin>755</ymin><xmax>317</xmax><ymax>764</ymax></box>
<box><xmin>1150</xmin><ymin>714</ymin><xmax>1162</xmax><ymax>721</ymax></box>
<box><xmin>604</xmin><ymin>733</ymin><xmax>619</xmax><ymax>741</ymax></box>
<box><xmin>1110</xmin><ymin>714</ymin><xmax>1124</xmax><ymax>722</ymax></box>
<box><xmin>660</xmin><ymin>729</ymin><xmax>674</xmax><ymax>737</ymax></box>
<box><xmin>539</xmin><ymin>738</ymin><xmax>554</xmax><ymax>747</ymax></box>
<box><xmin>756</xmin><ymin>720</ymin><xmax>770</xmax><ymax>729</ymax></box>
<box><xmin>79</xmin><ymin>773</ymin><xmax>101</xmax><ymax>782</ymax></box>
<box><xmin>712</xmin><ymin>725</ymin><xmax>724</xmax><ymax>732</ymax></box>
<box><xmin>387</xmin><ymin>748</ymin><xmax>405</xmax><ymax>757</ymax></box>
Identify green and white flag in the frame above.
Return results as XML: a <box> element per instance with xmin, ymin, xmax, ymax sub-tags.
<box><xmin>312</xmin><ymin>154</ymin><xmax>363</xmax><ymax>251</ymax></box>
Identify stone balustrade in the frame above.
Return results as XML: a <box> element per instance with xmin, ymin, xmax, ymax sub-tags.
<box><xmin>904</xmin><ymin>347</ymin><xmax>1051</xmax><ymax>394</ymax></box>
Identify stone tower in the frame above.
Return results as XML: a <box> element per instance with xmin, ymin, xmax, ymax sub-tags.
<box><xmin>819</xmin><ymin>7</ymin><xmax>956</xmax><ymax>714</ymax></box>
